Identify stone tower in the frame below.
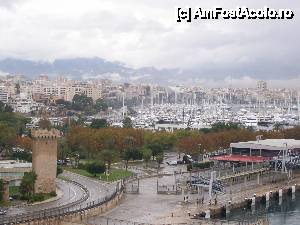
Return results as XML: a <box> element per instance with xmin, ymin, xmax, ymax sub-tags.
<box><xmin>32</xmin><ymin>129</ymin><xmax>60</xmax><ymax>193</ymax></box>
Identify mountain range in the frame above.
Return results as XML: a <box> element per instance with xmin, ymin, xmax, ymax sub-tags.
<box><xmin>0</xmin><ymin>57</ymin><xmax>182</xmax><ymax>84</ymax></box>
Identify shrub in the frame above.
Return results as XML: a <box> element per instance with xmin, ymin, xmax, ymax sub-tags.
<box><xmin>50</xmin><ymin>191</ymin><xmax>57</xmax><ymax>197</ymax></box>
<box><xmin>0</xmin><ymin>179</ymin><xmax>3</xmax><ymax>201</ymax></box>
<box><xmin>187</xmin><ymin>161</ymin><xmax>214</xmax><ymax>171</ymax></box>
<box><xmin>57</xmin><ymin>166</ymin><xmax>63</xmax><ymax>176</ymax></box>
<box><xmin>86</xmin><ymin>162</ymin><xmax>106</xmax><ymax>176</ymax></box>
<box><xmin>77</xmin><ymin>163</ymin><xmax>87</xmax><ymax>170</ymax></box>
<box><xmin>20</xmin><ymin>171</ymin><xmax>37</xmax><ymax>200</ymax></box>
<box><xmin>31</xmin><ymin>193</ymin><xmax>45</xmax><ymax>202</ymax></box>
<box><xmin>246</xmin><ymin>198</ymin><xmax>252</xmax><ymax>209</ymax></box>
<box><xmin>220</xmin><ymin>206</ymin><xmax>226</xmax><ymax>217</ymax></box>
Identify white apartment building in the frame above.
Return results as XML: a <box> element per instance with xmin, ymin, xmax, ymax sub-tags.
<box><xmin>31</xmin><ymin>80</ymin><xmax>102</xmax><ymax>102</ymax></box>
<box><xmin>0</xmin><ymin>86</ymin><xmax>8</xmax><ymax>103</ymax></box>
<box><xmin>11</xmin><ymin>92</ymin><xmax>42</xmax><ymax>113</ymax></box>
<box><xmin>84</xmin><ymin>86</ymin><xmax>102</xmax><ymax>101</ymax></box>
<box><xmin>64</xmin><ymin>86</ymin><xmax>101</xmax><ymax>102</ymax></box>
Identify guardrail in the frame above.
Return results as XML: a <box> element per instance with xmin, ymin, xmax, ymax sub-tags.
<box><xmin>0</xmin><ymin>179</ymin><xmax>121</xmax><ymax>225</ymax></box>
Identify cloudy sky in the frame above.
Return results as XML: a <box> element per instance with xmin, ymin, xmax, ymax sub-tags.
<box><xmin>0</xmin><ymin>0</ymin><xmax>299</xmax><ymax>86</ymax></box>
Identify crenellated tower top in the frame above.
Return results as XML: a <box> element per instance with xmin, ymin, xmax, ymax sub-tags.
<box><xmin>31</xmin><ymin>129</ymin><xmax>61</xmax><ymax>139</ymax></box>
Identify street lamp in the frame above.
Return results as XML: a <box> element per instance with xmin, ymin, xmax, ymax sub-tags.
<box><xmin>105</xmin><ymin>162</ymin><xmax>109</xmax><ymax>181</ymax></box>
<box><xmin>198</xmin><ymin>144</ymin><xmax>203</xmax><ymax>162</ymax></box>
<box><xmin>256</xmin><ymin>135</ymin><xmax>263</xmax><ymax>143</ymax></box>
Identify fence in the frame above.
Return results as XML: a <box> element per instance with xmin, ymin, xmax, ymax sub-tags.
<box><xmin>125</xmin><ymin>179</ymin><xmax>139</xmax><ymax>194</ymax></box>
<box><xmin>157</xmin><ymin>184</ymin><xmax>180</xmax><ymax>194</ymax></box>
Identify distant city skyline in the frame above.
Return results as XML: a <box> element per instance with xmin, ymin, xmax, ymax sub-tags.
<box><xmin>0</xmin><ymin>57</ymin><xmax>300</xmax><ymax>88</ymax></box>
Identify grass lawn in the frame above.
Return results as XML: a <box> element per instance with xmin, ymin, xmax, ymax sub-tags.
<box><xmin>31</xmin><ymin>192</ymin><xmax>56</xmax><ymax>203</ymax></box>
<box><xmin>64</xmin><ymin>167</ymin><xmax>133</xmax><ymax>182</ymax></box>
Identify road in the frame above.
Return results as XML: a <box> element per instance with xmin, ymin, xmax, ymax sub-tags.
<box><xmin>88</xmin><ymin>176</ymin><xmax>186</xmax><ymax>224</ymax></box>
<box><xmin>62</xmin><ymin>171</ymin><xmax>118</xmax><ymax>203</ymax></box>
<box><xmin>87</xmin><ymin>152</ymin><xmax>271</xmax><ymax>224</ymax></box>
<box><xmin>5</xmin><ymin>170</ymin><xmax>116</xmax><ymax>217</ymax></box>
<box><xmin>6</xmin><ymin>178</ymin><xmax>85</xmax><ymax>216</ymax></box>
<box><xmin>88</xmin><ymin>153</ymin><xmax>192</xmax><ymax>224</ymax></box>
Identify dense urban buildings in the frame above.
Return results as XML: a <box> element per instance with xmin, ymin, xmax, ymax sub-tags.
<box><xmin>0</xmin><ymin>75</ymin><xmax>299</xmax><ymax>132</ymax></box>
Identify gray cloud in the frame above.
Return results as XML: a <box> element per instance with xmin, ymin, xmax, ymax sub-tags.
<box><xmin>0</xmin><ymin>0</ymin><xmax>299</xmax><ymax>82</ymax></box>
<box><xmin>0</xmin><ymin>0</ymin><xmax>25</xmax><ymax>10</ymax></box>
<box><xmin>200</xmin><ymin>76</ymin><xmax>300</xmax><ymax>89</ymax></box>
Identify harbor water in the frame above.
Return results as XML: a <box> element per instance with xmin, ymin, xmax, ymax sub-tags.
<box><xmin>226</xmin><ymin>191</ymin><xmax>300</xmax><ymax>225</ymax></box>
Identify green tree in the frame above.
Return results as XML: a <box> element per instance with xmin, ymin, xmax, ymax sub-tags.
<box><xmin>86</xmin><ymin>162</ymin><xmax>105</xmax><ymax>177</ymax></box>
<box><xmin>0</xmin><ymin>123</ymin><xmax>16</xmax><ymax>156</ymax></box>
<box><xmin>0</xmin><ymin>179</ymin><xmax>3</xmax><ymax>202</ymax></box>
<box><xmin>122</xmin><ymin>117</ymin><xmax>133</xmax><ymax>128</ymax></box>
<box><xmin>90</xmin><ymin>119</ymin><xmax>109</xmax><ymax>128</ymax></box>
<box><xmin>122</xmin><ymin>146</ymin><xmax>142</xmax><ymax>170</ymax></box>
<box><xmin>122</xmin><ymin>136</ymin><xmax>135</xmax><ymax>170</ymax></box>
<box><xmin>20</xmin><ymin>171</ymin><xmax>37</xmax><ymax>200</ymax></box>
<box><xmin>56</xmin><ymin>99</ymin><xmax>72</xmax><ymax>107</ymax></box>
<box><xmin>142</xmin><ymin>147</ymin><xmax>152</xmax><ymax>168</ymax></box>
<box><xmin>147</xmin><ymin>142</ymin><xmax>163</xmax><ymax>160</ymax></box>
<box><xmin>58</xmin><ymin>138</ymin><xmax>70</xmax><ymax>161</ymax></box>
<box><xmin>0</xmin><ymin>107</ymin><xmax>30</xmax><ymax>134</ymax></box>
<box><xmin>69</xmin><ymin>151</ymin><xmax>81</xmax><ymax>168</ymax></box>
<box><xmin>211</xmin><ymin>122</ymin><xmax>240</xmax><ymax>132</ymax></box>
<box><xmin>156</xmin><ymin>153</ymin><xmax>164</xmax><ymax>170</ymax></box>
<box><xmin>72</xmin><ymin>94</ymin><xmax>93</xmax><ymax>111</ymax></box>
<box><xmin>95</xmin><ymin>99</ymin><xmax>108</xmax><ymax>111</ymax></box>
<box><xmin>101</xmin><ymin>149</ymin><xmax>115</xmax><ymax>172</ymax></box>
<box><xmin>0</xmin><ymin>101</ymin><xmax>13</xmax><ymax>113</ymax></box>
<box><xmin>122</xmin><ymin>150</ymin><xmax>131</xmax><ymax>171</ymax></box>
<box><xmin>57</xmin><ymin>166</ymin><xmax>63</xmax><ymax>176</ymax></box>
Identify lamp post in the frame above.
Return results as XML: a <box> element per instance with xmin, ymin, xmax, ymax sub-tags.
<box><xmin>105</xmin><ymin>162</ymin><xmax>109</xmax><ymax>181</ymax></box>
<box><xmin>198</xmin><ymin>144</ymin><xmax>203</xmax><ymax>162</ymax></box>
<box><xmin>282</xmin><ymin>142</ymin><xmax>288</xmax><ymax>173</ymax></box>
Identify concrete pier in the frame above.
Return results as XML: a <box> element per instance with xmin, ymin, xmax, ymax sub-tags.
<box><xmin>266</xmin><ymin>191</ymin><xmax>270</xmax><ymax>201</ymax></box>
<box><xmin>204</xmin><ymin>210</ymin><xmax>210</xmax><ymax>219</ymax></box>
<box><xmin>279</xmin><ymin>189</ymin><xmax>283</xmax><ymax>198</ymax></box>
<box><xmin>191</xmin><ymin>176</ymin><xmax>300</xmax><ymax>219</ymax></box>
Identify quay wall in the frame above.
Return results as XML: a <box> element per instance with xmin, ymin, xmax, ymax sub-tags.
<box><xmin>205</xmin><ymin>183</ymin><xmax>300</xmax><ymax>219</ymax></box>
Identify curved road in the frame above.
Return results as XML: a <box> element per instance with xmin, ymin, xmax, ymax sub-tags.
<box><xmin>5</xmin><ymin>170</ymin><xmax>116</xmax><ymax>217</ymax></box>
<box><xmin>6</xmin><ymin>177</ymin><xmax>85</xmax><ymax>216</ymax></box>
<box><xmin>62</xmin><ymin>171</ymin><xmax>118</xmax><ymax>203</ymax></box>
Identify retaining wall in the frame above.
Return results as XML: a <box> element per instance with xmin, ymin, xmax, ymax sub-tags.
<box><xmin>17</xmin><ymin>190</ymin><xmax>124</xmax><ymax>225</ymax></box>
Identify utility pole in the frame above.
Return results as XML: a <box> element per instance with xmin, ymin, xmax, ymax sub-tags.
<box><xmin>282</xmin><ymin>142</ymin><xmax>288</xmax><ymax>173</ymax></box>
<box><xmin>297</xmin><ymin>91</ymin><xmax>300</xmax><ymax>125</ymax></box>
<box><xmin>209</xmin><ymin>171</ymin><xmax>216</xmax><ymax>202</ymax></box>
<box><xmin>122</xmin><ymin>91</ymin><xmax>125</xmax><ymax>119</ymax></box>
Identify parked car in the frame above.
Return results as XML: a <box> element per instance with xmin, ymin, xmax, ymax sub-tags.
<box><xmin>167</xmin><ymin>160</ymin><xmax>178</xmax><ymax>166</ymax></box>
<box><xmin>0</xmin><ymin>209</ymin><xmax>7</xmax><ymax>215</ymax></box>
